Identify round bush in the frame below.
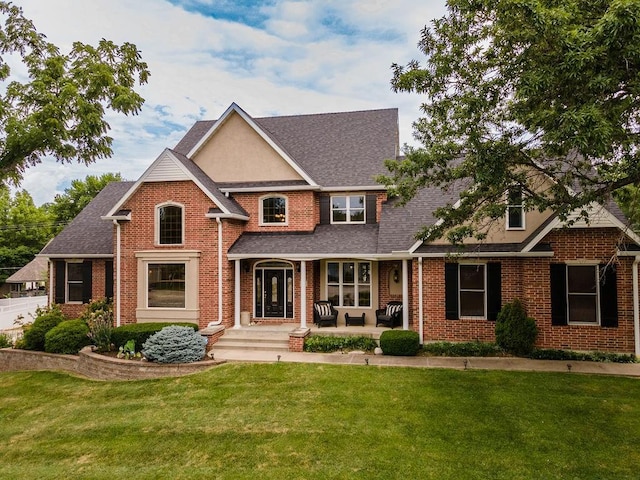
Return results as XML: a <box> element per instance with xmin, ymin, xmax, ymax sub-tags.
<box><xmin>111</xmin><ymin>322</ymin><xmax>198</xmax><ymax>351</ymax></box>
<box><xmin>44</xmin><ymin>319</ymin><xmax>91</xmax><ymax>354</ymax></box>
<box><xmin>379</xmin><ymin>330</ymin><xmax>420</xmax><ymax>356</ymax></box>
<box><xmin>21</xmin><ymin>306</ymin><xmax>66</xmax><ymax>351</ymax></box>
<box><xmin>142</xmin><ymin>326</ymin><xmax>207</xmax><ymax>364</ymax></box>
<box><xmin>495</xmin><ymin>300</ymin><xmax>538</xmax><ymax>356</ymax></box>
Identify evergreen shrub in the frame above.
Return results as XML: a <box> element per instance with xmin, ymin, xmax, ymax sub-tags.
<box><xmin>303</xmin><ymin>335</ymin><xmax>378</xmax><ymax>353</ymax></box>
<box><xmin>142</xmin><ymin>326</ymin><xmax>207</xmax><ymax>364</ymax></box>
<box><xmin>44</xmin><ymin>319</ymin><xmax>91</xmax><ymax>354</ymax></box>
<box><xmin>21</xmin><ymin>305</ymin><xmax>66</xmax><ymax>351</ymax></box>
<box><xmin>422</xmin><ymin>341</ymin><xmax>503</xmax><ymax>357</ymax></box>
<box><xmin>495</xmin><ymin>299</ymin><xmax>538</xmax><ymax>356</ymax></box>
<box><xmin>111</xmin><ymin>322</ymin><xmax>198</xmax><ymax>351</ymax></box>
<box><xmin>379</xmin><ymin>330</ymin><xmax>420</xmax><ymax>356</ymax></box>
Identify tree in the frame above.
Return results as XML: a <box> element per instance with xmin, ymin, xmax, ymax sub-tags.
<box><xmin>0</xmin><ymin>2</ymin><xmax>149</xmax><ymax>184</ymax></box>
<box><xmin>380</xmin><ymin>0</ymin><xmax>640</xmax><ymax>243</ymax></box>
<box><xmin>47</xmin><ymin>172</ymin><xmax>123</xmax><ymax>232</ymax></box>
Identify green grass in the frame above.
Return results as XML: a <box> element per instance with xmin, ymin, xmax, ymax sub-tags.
<box><xmin>1</xmin><ymin>364</ymin><xmax>639</xmax><ymax>479</ymax></box>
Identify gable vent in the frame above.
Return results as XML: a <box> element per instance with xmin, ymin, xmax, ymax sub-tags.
<box><xmin>144</xmin><ymin>154</ymin><xmax>190</xmax><ymax>182</ymax></box>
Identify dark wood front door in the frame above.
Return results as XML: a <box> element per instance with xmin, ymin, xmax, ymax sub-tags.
<box><xmin>255</xmin><ymin>265</ymin><xmax>294</xmax><ymax>319</ymax></box>
<box><xmin>264</xmin><ymin>269</ymin><xmax>285</xmax><ymax>317</ymax></box>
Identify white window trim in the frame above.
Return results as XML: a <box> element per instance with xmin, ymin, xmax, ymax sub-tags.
<box><xmin>566</xmin><ymin>263</ymin><xmax>601</xmax><ymax>325</ymax></box>
<box><xmin>506</xmin><ymin>188</ymin><xmax>526</xmax><ymax>231</ymax></box>
<box><xmin>66</xmin><ymin>260</ymin><xmax>84</xmax><ymax>304</ymax></box>
<box><xmin>458</xmin><ymin>263</ymin><xmax>487</xmax><ymax>319</ymax></box>
<box><xmin>155</xmin><ymin>202</ymin><xmax>185</xmax><ymax>246</ymax></box>
<box><xmin>326</xmin><ymin>260</ymin><xmax>371</xmax><ymax>308</ymax></box>
<box><xmin>330</xmin><ymin>194</ymin><xmax>366</xmax><ymax>225</ymax></box>
<box><xmin>259</xmin><ymin>194</ymin><xmax>289</xmax><ymax>226</ymax></box>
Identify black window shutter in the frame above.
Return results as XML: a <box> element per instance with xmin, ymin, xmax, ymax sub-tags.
<box><xmin>365</xmin><ymin>194</ymin><xmax>377</xmax><ymax>224</ymax></box>
<box><xmin>550</xmin><ymin>263</ymin><xmax>567</xmax><ymax>326</ymax></box>
<box><xmin>320</xmin><ymin>196</ymin><xmax>330</xmax><ymax>224</ymax></box>
<box><xmin>599</xmin><ymin>264</ymin><xmax>618</xmax><ymax>328</ymax></box>
<box><xmin>445</xmin><ymin>263</ymin><xmax>459</xmax><ymax>320</ymax></box>
<box><xmin>54</xmin><ymin>261</ymin><xmax>66</xmax><ymax>304</ymax></box>
<box><xmin>82</xmin><ymin>261</ymin><xmax>93</xmax><ymax>304</ymax></box>
<box><xmin>487</xmin><ymin>262</ymin><xmax>502</xmax><ymax>321</ymax></box>
<box><xmin>105</xmin><ymin>260</ymin><xmax>114</xmax><ymax>301</ymax></box>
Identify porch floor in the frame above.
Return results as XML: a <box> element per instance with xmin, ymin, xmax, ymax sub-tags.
<box><xmin>233</xmin><ymin>323</ymin><xmax>394</xmax><ymax>339</ymax></box>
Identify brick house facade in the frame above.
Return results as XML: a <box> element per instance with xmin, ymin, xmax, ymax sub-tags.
<box><xmin>40</xmin><ymin>103</ymin><xmax>640</xmax><ymax>354</ymax></box>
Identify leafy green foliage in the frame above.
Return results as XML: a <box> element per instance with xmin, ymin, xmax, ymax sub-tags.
<box><xmin>422</xmin><ymin>341</ymin><xmax>504</xmax><ymax>357</ymax></box>
<box><xmin>0</xmin><ymin>2</ymin><xmax>149</xmax><ymax>184</ymax></box>
<box><xmin>303</xmin><ymin>335</ymin><xmax>378</xmax><ymax>353</ymax></box>
<box><xmin>117</xmin><ymin>339</ymin><xmax>140</xmax><ymax>360</ymax></box>
<box><xmin>47</xmin><ymin>173</ymin><xmax>123</xmax><ymax>234</ymax></box>
<box><xmin>84</xmin><ymin>298</ymin><xmax>114</xmax><ymax>352</ymax></box>
<box><xmin>382</xmin><ymin>0</ymin><xmax>640</xmax><ymax>242</ymax></box>
<box><xmin>0</xmin><ymin>332</ymin><xmax>12</xmax><ymax>348</ymax></box>
<box><xmin>529</xmin><ymin>349</ymin><xmax>637</xmax><ymax>363</ymax></box>
<box><xmin>379</xmin><ymin>330</ymin><xmax>420</xmax><ymax>356</ymax></box>
<box><xmin>44</xmin><ymin>319</ymin><xmax>90</xmax><ymax>355</ymax></box>
<box><xmin>111</xmin><ymin>322</ymin><xmax>198</xmax><ymax>351</ymax></box>
<box><xmin>20</xmin><ymin>304</ymin><xmax>66</xmax><ymax>351</ymax></box>
<box><xmin>613</xmin><ymin>184</ymin><xmax>640</xmax><ymax>232</ymax></box>
<box><xmin>142</xmin><ymin>326</ymin><xmax>207</xmax><ymax>364</ymax></box>
<box><xmin>495</xmin><ymin>300</ymin><xmax>538</xmax><ymax>356</ymax></box>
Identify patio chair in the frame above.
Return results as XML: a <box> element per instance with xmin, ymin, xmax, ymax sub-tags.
<box><xmin>376</xmin><ymin>301</ymin><xmax>403</xmax><ymax>328</ymax></box>
<box><xmin>313</xmin><ymin>301</ymin><xmax>338</xmax><ymax>328</ymax></box>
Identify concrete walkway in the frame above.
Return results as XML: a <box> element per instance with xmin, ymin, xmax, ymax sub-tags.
<box><xmin>211</xmin><ymin>348</ymin><xmax>640</xmax><ymax>377</ymax></box>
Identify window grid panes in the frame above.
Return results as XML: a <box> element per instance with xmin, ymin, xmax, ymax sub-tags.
<box><xmin>159</xmin><ymin>205</ymin><xmax>183</xmax><ymax>245</ymax></box>
<box><xmin>459</xmin><ymin>264</ymin><xmax>486</xmax><ymax>317</ymax></box>
<box><xmin>507</xmin><ymin>187</ymin><xmax>524</xmax><ymax>229</ymax></box>
<box><xmin>567</xmin><ymin>265</ymin><xmax>598</xmax><ymax>323</ymax></box>
<box><xmin>262</xmin><ymin>196</ymin><xmax>287</xmax><ymax>224</ymax></box>
<box><xmin>327</xmin><ymin>261</ymin><xmax>371</xmax><ymax>307</ymax></box>
<box><xmin>67</xmin><ymin>263</ymin><xmax>83</xmax><ymax>302</ymax></box>
<box><xmin>148</xmin><ymin>263</ymin><xmax>186</xmax><ymax>308</ymax></box>
<box><xmin>331</xmin><ymin>195</ymin><xmax>365</xmax><ymax>224</ymax></box>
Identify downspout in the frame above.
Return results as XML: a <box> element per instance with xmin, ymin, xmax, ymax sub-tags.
<box><xmin>112</xmin><ymin>220</ymin><xmax>121</xmax><ymax>327</ymax></box>
<box><xmin>207</xmin><ymin>218</ymin><xmax>224</xmax><ymax>327</ymax></box>
<box><xmin>418</xmin><ymin>257</ymin><xmax>424</xmax><ymax>345</ymax></box>
<box><xmin>634</xmin><ymin>256</ymin><xmax>640</xmax><ymax>356</ymax></box>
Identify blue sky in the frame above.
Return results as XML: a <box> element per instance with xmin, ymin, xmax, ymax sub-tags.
<box><xmin>16</xmin><ymin>0</ymin><xmax>447</xmax><ymax>205</ymax></box>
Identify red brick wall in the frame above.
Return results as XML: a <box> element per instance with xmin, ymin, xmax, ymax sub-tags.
<box><xmin>232</xmin><ymin>191</ymin><xmax>317</xmax><ymax>231</ymax></box>
<box><xmin>419</xmin><ymin>228</ymin><xmax>636</xmax><ymax>353</ymax></box>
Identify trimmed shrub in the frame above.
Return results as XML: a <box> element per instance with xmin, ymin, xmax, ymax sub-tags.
<box><xmin>44</xmin><ymin>319</ymin><xmax>91</xmax><ymax>354</ymax></box>
<box><xmin>0</xmin><ymin>333</ymin><xmax>13</xmax><ymax>348</ymax></box>
<box><xmin>142</xmin><ymin>326</ymin><xmax>207</xmax><ymax>364</ymax></box>
<box><xmin>21</xmin><ymin>305</ymin><xmax>67</xmax><ymax>351</ymax></box>
<box><xmin>379</xmin><ymin>330</ymin><xmax>420</xmax><ymax>356</ymax></box>
<box><xmin>422</xmin><ymin>341</ymin><xmax>504</xmax><ymax>357</ymax></box>
<box><xmin>303</xmin><ymin>335</ymin><xmax>378</xmax><ymax>353</ymax></box>
<box><xmin>111</xmin><ymin>322</ymin><xmax>198</xmax><ymax>352</ymax></box>
<box><xmin>529</xmin><ymin>349</ymin><xmax>637</xmax><ymax>363</ymax></box>
<box><xmin>495</xmin><ymin>300</ymin><xmax>538</xmax><ymax>356</ymax></box>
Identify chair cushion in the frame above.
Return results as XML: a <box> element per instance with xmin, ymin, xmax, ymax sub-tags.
<box><xmin>386</xmin><ymin>304</ymin><xmax>402</xmax><ymax>316</ymax></box>
<box><xmin>315</xmin><ymin>303</ymin><xmax>332</xmax><ymax>317</ymax></box>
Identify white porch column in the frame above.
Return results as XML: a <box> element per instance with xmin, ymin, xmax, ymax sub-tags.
<box><xmin>234</xmin><ymin>259</ymin><xmax>241</xmax><ymax>329</ymax></box>
<box><xmin>300</xmin><ymin>260</ymin><xmax>307</xmax><ymax>328</ymax></box>
<box><xmin>418</xmin><ymin>257</ymin><xmax>424</xmax><ymax>345</ymax></box>
<box><xmin>633</xmin><ymin>256</ymin><xmax>639</xmax><ymax>356</ymax></box>
<box><xmin>402</xmin><ymin>259</ymin><xmax>409</xmax><ymax>330</ymax></box>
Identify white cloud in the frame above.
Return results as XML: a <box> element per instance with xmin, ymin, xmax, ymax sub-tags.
<box><xmin>12</xmin><ymin>0</ymin><xmax>446</xmax><ymax>205</ymax></box>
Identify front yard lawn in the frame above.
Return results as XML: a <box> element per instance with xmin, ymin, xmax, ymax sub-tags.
<box><xmin>1</xmin><ymin>363</ymin><xmax>639</xmax><ymax>479</ymax></box>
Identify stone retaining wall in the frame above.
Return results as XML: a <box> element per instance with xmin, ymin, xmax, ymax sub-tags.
<box><xmin>0</xmin><ymin>347</ymin><xmax>224</xmax><ymax>381</ymax></box>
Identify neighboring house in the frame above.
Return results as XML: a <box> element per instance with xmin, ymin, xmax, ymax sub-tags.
<box><xmin>40</xmin><ymin>103</ymin><xmax>640</xmax><ymax>354</ymax></box>
<box><xmin>5</xmin><ymin>256</ymin><xmax>48</xmax><ymax>297</ymax></box>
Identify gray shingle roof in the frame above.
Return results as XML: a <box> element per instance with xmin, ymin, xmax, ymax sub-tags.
<box><xmin>40</xmin><ymin>182</ymin><xmax>134</xmax><ymax>257</ymax></box>
<box><xmin>173</xmin><ymin>108</ymin><xmax>399</xmax><ymax>188</ymax></box>
<box><xmin>229</xmin><ymin>224</ymin><xmax>380</xmax><ymax>256</ymax></box>
<box><xmin>5</xmin><ymin>256</ymin><xmax>47</xmax><ymax>283</ymax></box>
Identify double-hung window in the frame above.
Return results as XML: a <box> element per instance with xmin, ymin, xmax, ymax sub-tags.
<box><xmin>331</xmin><ymin>195</ymin><xmax>365</xmax><ymax>224</ymax></box>
<box><xmin>567</xmin><ymin>265</ymin><xmax>599</xmax><ymax>324</ymax></box>
<box><xmin>327</xmin><ymin>261</ymin><xmax>371</xmax><ymax>307</ymax></box>
<box><xmin>261</xmin><ymin>196</ymin><xmax>287</xmax><ymax>225</ymax></box>
<box><xmin>66</xmin><ymin>262</ymin><xmax>84</xmax><ymax>303</ymax></box>
<box><xmin>459</xmin><ymin>264</ymin><xmax>486</xmax><ymax>317</ymax></box>
<box><xmin>506</xmin><ymin>187</ymin><xmax>525</xmax><ymax>230</ymax></box>
<box><xmin>157</xmin><ymin>204</ymin><xmax>183</xmax><ymax>245</ymax></box>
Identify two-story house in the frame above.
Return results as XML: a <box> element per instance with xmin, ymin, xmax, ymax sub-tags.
<box><xmin>40</xmin><ymin>103</ymin><xmax>640</xmax><ymax>355</ymax></box>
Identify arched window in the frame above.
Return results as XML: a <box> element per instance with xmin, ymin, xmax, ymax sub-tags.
<box><xmin>157</xmin><ymin>203</ymin><xmax>184</xmax><ymax>245</ymax></box>
<box><xmin>260</xmin><ymin>195</ymin><xmax>287</xmax><ymax>225</ymax></box>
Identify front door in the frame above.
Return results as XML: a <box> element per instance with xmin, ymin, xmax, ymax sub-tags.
<box><xmin>255</xmin><ymin>263</ymin><xmax>294</xmax><ymax>319</ymax></box>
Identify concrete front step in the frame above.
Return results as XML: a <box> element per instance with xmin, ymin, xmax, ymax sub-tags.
<box><xmin>213</xmin><ymin>327</ymin><xmax>291</xmax><ymax>352</ymax></box>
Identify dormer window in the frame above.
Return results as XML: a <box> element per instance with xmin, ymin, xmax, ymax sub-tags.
<box><xmin>506</xmin><ymin>187</ymin><xmax>525</xmax><ymax>230</ymax></box>
<box><xmin>260</xmin><ymin>195</ymin><xmax>287</xmax><ymax>225</ymax></box>
<box><xmin>157</xmin><ymin>203</ymin><xmax>184</xmax><ymax>245</ymax></box>
<box><xmin>331</xmin><ymin>195</ymin><xmax>365</xmax><ymax>224</ymax></box>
